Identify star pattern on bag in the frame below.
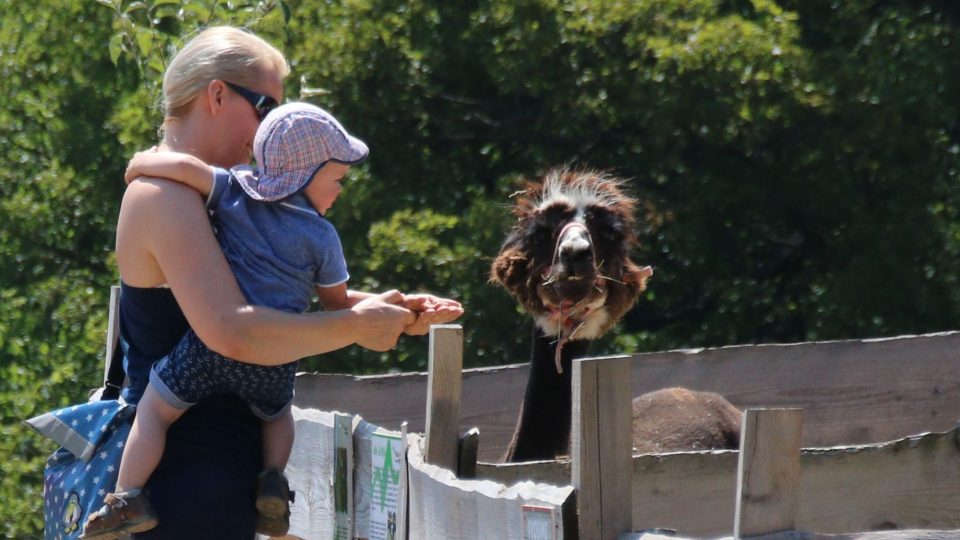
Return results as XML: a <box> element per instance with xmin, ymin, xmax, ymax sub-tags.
<box><xmin>37</xmin><ymin>400</ymin><xmax>134</xmax><ymax>539</ymax></box>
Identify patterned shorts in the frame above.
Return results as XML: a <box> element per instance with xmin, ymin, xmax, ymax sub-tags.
<box><xmin>150</xmin><ymin>330</ymin><xmax>296</xmax><ymax>420</ymax></box>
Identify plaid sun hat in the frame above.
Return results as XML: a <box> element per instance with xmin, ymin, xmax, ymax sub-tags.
<box><xmin>233</xmin><ymin>102</ymin><xmax>369</xmax><ymax>201</ymax></box>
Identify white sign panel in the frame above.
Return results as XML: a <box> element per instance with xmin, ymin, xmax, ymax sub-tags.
<box><xmin>522</xmin><ymin>505</ymin><xmax>558</xmax><ymax>540</ymax></box>
<box><xmin>369</xmin><ymin>432</ymin><xmax>404</xmax><ymax>540</ymax></box>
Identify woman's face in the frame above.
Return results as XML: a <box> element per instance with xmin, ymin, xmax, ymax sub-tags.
<box><xmin>304</xmin><ymin>162</ymin><xmax>350</xmax><ymax>215</ymax></box>
<box><xmin>220</xmin><ymin>71</ymin><xmax>283</xmax><ymax>165</ymax></box>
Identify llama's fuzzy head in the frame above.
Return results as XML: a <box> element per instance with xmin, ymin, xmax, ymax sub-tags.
<box><xmin>491</xmin><ymin>167</ymin><xmax>652</xmax><ymax>343</ymax></box>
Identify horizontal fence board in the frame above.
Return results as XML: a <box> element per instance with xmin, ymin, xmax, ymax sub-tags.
<box><xmin>478</xmin><ymin>428</ymin><xmax>960</xmax><ymax>538</ymax></box>
<box><xmin>476</xmin><ymin>459</ymin><xmax>570</xmax><ymax>486</ymax></box>
<box><xmin>296</xmin><ymin>331</ymin><xmax>960</xmax><ymax>461</ymax></box>
<box><xmin>797</xmin><ymin>429</ymin><xmax>960</xmax><ymax>534</ymax></box>
<box><xmin>628</xmin><ymin>332</ymin><xmax>960</xmax><ymax>448</ymax></box>
<box><xmin>622</xmin><ymin>530</ymin><xmax>960</xmax><ymax>540</ymax></box>
<box><xmin>295</xmin><ymin>366</ymin><xmax>528</xmax><ymax>462</ymax></box>
<box><xmin>406</xmin><ymin>433</ymin><xmax>574</xmax><ymax>539</ymax></box>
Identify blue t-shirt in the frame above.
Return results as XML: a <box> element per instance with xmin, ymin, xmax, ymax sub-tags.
<box><xmin>207</xmin><ymin>167</ymin><xmax>349</xmax><ymax>313</ymax></box>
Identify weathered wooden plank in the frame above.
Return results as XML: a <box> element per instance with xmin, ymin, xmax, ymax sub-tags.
<box><xmin>735</xmin><ymin>409</ymin><xmax>803</xmax><ymax>538</ymax></box>
<box><xmin>296</xmin><ymin>332</ymin><xmax>960</xmax><ymax>461</ymax></box>
<box><xmin>599</xmin><ymin>357</ymin><xmax>635</xmax><ymax>539</ymax></box>
<box><xmin>628</xmin><ymin>332</ymin><xmax>960</xmax><ymax>448</ymax></box>
<box><xmin>476</xmin><ymin>459</ymin><xmax>570</xmax><ymax>486</ymax></box>
<box><xmin>796</xmin><ymin>430</ymin><xmax>960</xmax><ymax>534</ymax></box>
<box><xmin>572</xmin><ymin>358</ymin><xmax>602</xmax><ymax>539</ymax></box>
<box><xmin>406</xmin><ymin>433</ymin><xmax>574</xmax><ymax>539</ymax></box>
<box><xmin>425</xmin><ymin>325</ymin><xmax>464</xmax><ymax>471</ymax></box>
<box><xmin>282</xmin><ymin>407</ymin><xmax>341</xmax><ymax>540</ymax></box>
<box><xmin>572</xmin><ymin>356</ymin><xmax>634</xmax><ymax>540</ymax></box>
<box><xmin>621</xmin><ymin>529</ymin><xmax>960</xmax><ymax>540</ymax></box>
<box><xmin>477</xmin><ymin>427</ymin><xmax>960</xmax><ymax>538</ymax></box>
<box><xmin>629</xmin><ymin>449</ymin><xmax>739</xmax><ymax>537</ymax></box>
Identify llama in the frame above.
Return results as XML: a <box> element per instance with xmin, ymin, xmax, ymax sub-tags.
<box><xmin>491</xmin><ymin>167</ymin><xmax>740</xmax><ymax>462</ymax></box>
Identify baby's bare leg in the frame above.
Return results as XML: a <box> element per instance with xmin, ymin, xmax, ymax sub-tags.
<box><xmin>116</xmin><ymin>385</ymin><xmax>186</xmax><ymax>492</ymax></box>
<box><xmin>262</xmin><ymin>408</ymin><xmax>294</xmax><ymax>471</ymax></box>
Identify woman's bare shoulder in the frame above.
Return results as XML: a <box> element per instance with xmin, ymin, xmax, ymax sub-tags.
<box><xmin>117</xmin><ymin>177</ymin><xmax>212</xmax><ymax>285</ymax></box>
<box><xmin>123</xmin><ymin>176</ymin><xmax>204</xmax><ymax>204</ymax></box>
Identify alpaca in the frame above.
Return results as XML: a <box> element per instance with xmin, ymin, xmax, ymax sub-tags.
<box><xmin>631</xmin><ymin>387</ymin><xmax>741</xmax><ymax>453</ymax></box>
<box><xmin>491</xmin><ymin>167</ymin><xmax>740</xmax><ymax>462</ymax></box>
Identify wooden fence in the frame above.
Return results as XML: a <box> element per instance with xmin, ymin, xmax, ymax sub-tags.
<box><xmin>286</xmin><ymin>326</ymin><xmax>960</xmax><ymax>539</ymax></box>
<box><xmin>294</xmin><ymin>331</ymin><xmax>960</xmax><ymax>462</ymax></box>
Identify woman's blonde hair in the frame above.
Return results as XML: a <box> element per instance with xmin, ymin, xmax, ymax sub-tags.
<box><xmin>162</xmin><ymin>26</ymin><xmax>289</xmax><ymax>119</ymax></box>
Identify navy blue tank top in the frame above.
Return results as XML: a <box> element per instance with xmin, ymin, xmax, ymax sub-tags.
<box><xmin>119</xmin><ymin>282</ymin><xmax>188</xmax><ymax>404</ymax></box>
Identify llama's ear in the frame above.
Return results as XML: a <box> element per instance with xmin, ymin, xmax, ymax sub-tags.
<box><xmin>490</xmin><ymin>248</ymin><xmax>529</xmax><ymax>291</ymax></box>
<box><xmin>623</xmin><ymin>264</ymin><xmax>653</xmax><ymax>291</ymax></box>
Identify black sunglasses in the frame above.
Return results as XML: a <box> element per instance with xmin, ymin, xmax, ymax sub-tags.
<box><xmin>224</xmin><ymin>81</ymin><xmax>279</xmax><ymax>121</ymax></box>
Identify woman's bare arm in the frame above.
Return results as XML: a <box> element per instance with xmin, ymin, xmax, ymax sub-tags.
<box><xmin>116</xmin><ymin>178</ymin><xmax>414</xmax><ymax>364</ymax></box>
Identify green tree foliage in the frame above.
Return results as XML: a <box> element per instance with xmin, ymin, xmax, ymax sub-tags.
<box><xmin>4</xmin><ymin>0</ymin><xmax>960</xmax><ymax>534</ymax></box>
<box><xmin>0</xmin><ymin>1</ymin><xmax>131</xmax><ymax>535</ymax></box>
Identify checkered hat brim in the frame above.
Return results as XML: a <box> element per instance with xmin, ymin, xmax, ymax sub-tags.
<box><xmin>235</xmin><ymin>102</ymin><xmax>369</xmax><ymax>201</ymax></box>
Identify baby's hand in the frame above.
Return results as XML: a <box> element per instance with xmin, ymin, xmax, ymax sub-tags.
<box><xmin>124</xmin><ymin>146</ymin><xmax>159</xmax><ymax>184</ymax></box>
<box><xmin>402</xmin><ymin>294</ymin><xmax>464</xmax><ymax>335</ymax></box>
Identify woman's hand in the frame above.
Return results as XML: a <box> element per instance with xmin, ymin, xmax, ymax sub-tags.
<box><xmin>350</xmin><ymin>290</ymin><xmax>417</xmax><ymax>351</ymax></box>
<box><xmin>401</xmin><ymin>294</ymin><xmax>464</xmax><ymax>335</ymax></box>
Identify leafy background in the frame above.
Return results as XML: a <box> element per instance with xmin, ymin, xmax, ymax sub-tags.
<box><xmin>3</xmin><ymin>0</ymin><xmax>960</xmax><ymax>535</ymax></box>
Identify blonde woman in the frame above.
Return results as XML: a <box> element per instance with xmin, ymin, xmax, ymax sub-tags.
<box><xmin>87</xmin><ymin>27</ymin><xmax>459</xmax><ymax>538</ymax></box>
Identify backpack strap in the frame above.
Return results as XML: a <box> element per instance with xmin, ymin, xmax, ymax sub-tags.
<box><xmin>101</xmin><ymin>285</ymin><xmax>125</xmax><ymax>400</ymax></box>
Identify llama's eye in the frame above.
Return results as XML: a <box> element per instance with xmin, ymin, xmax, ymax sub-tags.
<box><xmin>541</xmin><ymin>204</ymin><xmax>575</xmax><ymax>223</ymax></box>
<box><xmin>527</xmin><ymin>219</ymin><xmax>553</xmax><ymax>243</ymax></box>
<box><xmin>529</xmin><ymin>205</ymin><xmax>574</xmax><ymax>241</ymax></box>
<box><xmin>586</xmin><ymin>207</ymin><xmax>624</xmax><ymax>242</ymax></box>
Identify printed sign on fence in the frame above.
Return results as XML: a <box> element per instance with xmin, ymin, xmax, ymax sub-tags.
<box><xmin>522</xmin><ymin>505</ymin><xmax>559</xmax><ymax>540</ymax></box>
<box><xmin>333</xmin><ymin>414</ymin><xmax>353</xmax><ymax>540</ymax></box>
<box><xmin>369</xmin><ymin>432</ymin><xmax>404</xmax><ymax>540</ymax></box>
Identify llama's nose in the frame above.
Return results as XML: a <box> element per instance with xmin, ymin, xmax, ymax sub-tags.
<box><xmin>558</xmin><ymin>227</ymin><xmax>595</xmax><ymax>278</ymax></box>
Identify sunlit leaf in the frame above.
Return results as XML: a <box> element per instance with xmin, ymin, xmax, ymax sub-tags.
<box><xmin>108</xmin><ymin>32</ymin><xmax>124</xmax><ymax>65</ymax></box>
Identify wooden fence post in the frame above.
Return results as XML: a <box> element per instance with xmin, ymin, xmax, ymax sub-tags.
<box><xmin>734</xmin><ymin>408</ymin><xmax>803</xmax><ymax>538</ymax></box>
<box><xmin>572</xmin><ymin>355</ymin><xmax>634</xmax><ymax>540</ymax></box>
<box><xmin>424</xmin><ymin>324</ymin><xmax>463</xmax><ymax>472</ymax></box>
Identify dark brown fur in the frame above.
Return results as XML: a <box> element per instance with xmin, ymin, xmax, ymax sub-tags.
<box><xmin>632</xmin><ymin>387</ymin><xmax>741</xmax><ymax>453</ymax></box>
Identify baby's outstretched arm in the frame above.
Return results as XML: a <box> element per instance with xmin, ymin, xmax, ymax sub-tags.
<box><xmin>316</xmin><ymin>287</ymin><xmax>462</xmax><ymax>335</ymax></box>
<box><xmin>316</xmin><ymin>283</ymin><xmax>352</xmax><ymax>311</ymax></box>
<box><xmin>125</xmin><ymin>149</ymin><xmax>216</xmax><ymax>196</ymax></box>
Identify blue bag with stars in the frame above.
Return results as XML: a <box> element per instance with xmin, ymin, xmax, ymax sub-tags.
<box><xmin>26</xmin><ymin>398</ymin><xmax>134</xmax><ymax>539</ymax></box>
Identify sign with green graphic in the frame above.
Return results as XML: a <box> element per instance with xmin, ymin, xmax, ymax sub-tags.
<box><xmin>369</xmin><ymin>432</ymin><xmax>404</xmax><ymax>540</ymax></box>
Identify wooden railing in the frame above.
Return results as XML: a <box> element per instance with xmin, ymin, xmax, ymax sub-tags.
<box><xmin>294</xmin><ymin>331</ymin><xmax>960</xmax><ymax>462</ymax></box>
<box><xmin>291</xmin><ymin>326</ymin><xmax>960</xmax><ymax>539</ymax></box>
